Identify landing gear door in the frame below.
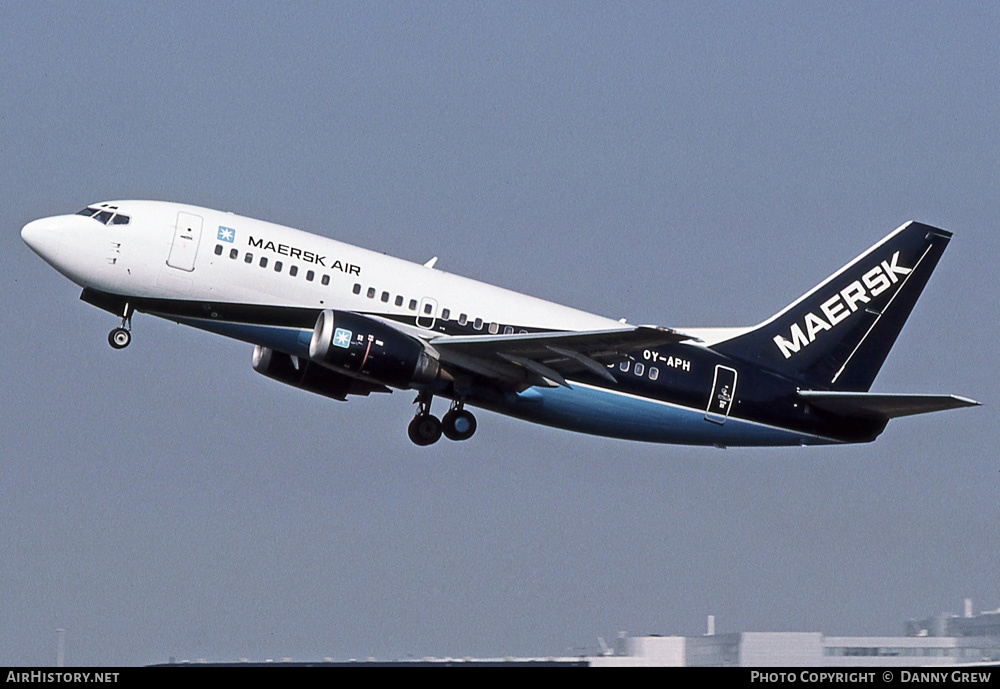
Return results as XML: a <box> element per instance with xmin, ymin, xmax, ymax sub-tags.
<box><xmin>705</xmin><ymin>365</ymin><xmax>738</xmax><ymax>425</ymax></box>
<box><xmin>167</xmin><ymin>212</ymin><xmax>203</xmax><ymax>272</ymax></box>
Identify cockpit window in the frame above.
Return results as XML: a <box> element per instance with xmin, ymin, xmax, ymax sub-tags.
<box><xmin>76</xmin><ymin>206</ymin><xmax>130</xmax><ymax>225</ymax></box>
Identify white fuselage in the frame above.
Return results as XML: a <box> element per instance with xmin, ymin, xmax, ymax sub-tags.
<box><xmin>29</xmin><ymin>200</ymin><xmax>623</xmax><ymax>336</ymax></box>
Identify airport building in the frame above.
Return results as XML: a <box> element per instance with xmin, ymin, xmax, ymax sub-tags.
<box><xmin>166</xmin><ymin>600</ymin><xmax>1000</xmax><ymax>667</ymax></box>
<box><xmin>593</xmin><ymin>630</ymin><xmax>1000</xmax><ymax>667</ymax></box>
<box><xmin>589</xmin><ymin>601</ymin><xmax>1000</xmax><ymax>667</ymax></box>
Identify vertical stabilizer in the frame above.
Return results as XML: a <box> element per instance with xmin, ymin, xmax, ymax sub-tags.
<box><xmin>712</xmin><ymin>222</ymin><xmax>952</xmax><ymax>391</ymax></box>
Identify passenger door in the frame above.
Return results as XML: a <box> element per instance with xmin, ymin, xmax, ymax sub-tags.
<box><xmin>705</xmin><ymin>365</ymin><xmax>738</xmax><ymax>425</ymax></box>
<box><xmin>166</xmin><ymin>212</ymin><xmax>203</xmax><ymax>272</ymax></box>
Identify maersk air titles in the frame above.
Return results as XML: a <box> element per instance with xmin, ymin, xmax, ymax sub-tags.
<box><xmin>22</xmin><ymin>201</ymin><xmax>977</xmax><ymax>446</ymax></box>
<box><xmin>772</xmin><ymin>250</ymin><xmax>912</xmax><ymax>360</ymax></box>
<box><xmin>247</xmin><ymin>234</ymin><xmax>361</xmax><ymax>275</ymax></box>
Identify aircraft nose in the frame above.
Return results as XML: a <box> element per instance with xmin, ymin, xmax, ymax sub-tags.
<box><xmin>21</xmin><ymin>218</ymin><xmax>44</xmax><ymax>250</ymax></box>
<box><xmin>21</xmin><ymin>217</ymin><xmax>64</xmax><ymax>263</ymax></box>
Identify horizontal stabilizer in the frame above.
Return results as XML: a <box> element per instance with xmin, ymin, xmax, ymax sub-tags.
<box><xmin>798</xmin><ymin>391</ymin><xmax>980</xmax><ymax>420</ymax></box>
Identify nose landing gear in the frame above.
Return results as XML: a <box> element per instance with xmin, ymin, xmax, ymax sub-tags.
<box><xmin>108</xmin><ymin>303</ymin><xmax>134</xmax><ymax>349</ymax></box>
<box><xmin>408</xmin><ymin>393</ymin><xmax>477</xmax><ymax>446</ymax></box>
<box><xmin>108</xmin><ymin>327</ymin><xmax>131</xmax><ymax>349</ymax></box>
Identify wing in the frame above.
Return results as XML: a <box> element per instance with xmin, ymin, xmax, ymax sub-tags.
<box><xmin>429</xmin><ymin>326</ymin><xmax>699</xmax><ymax>390</ymax></box>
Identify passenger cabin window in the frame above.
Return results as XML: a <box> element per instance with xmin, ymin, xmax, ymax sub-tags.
<box><xmin>408</xmin><ymin>299</ymin><xmax>417</xmax><ymax>311</ymax></box>
<box><xmin>489</xmin><ymin>322</ymin><xmax>499</xmax><ymax>334</ymax></box>
<box><xmin>649</xmin><ymin>367</ymin><xmax>659</xmax><ymax>381</ymax></box>
<box><xmin>260</xmin><ymin>257</ymin><xmax>268</xmax><ymax>268</ymax></box>
<box><xmin>353</xmin><ymin>283</ymin><xmax>361</xmax><ymax>294</ymax></box>
<box><xmin>229</xmin><ymin>248</ymin><xmax>238</xmax><ymax>259</ymax></box>
<box><xmin>322</xmin><ymin>275</ymin><xmax>330</xmax><ymax>286</ymax></box>
<box><xmin>503</xmin><ymin>325</ymin><xmax>513</xmax><ymax>335</ymax></box>
<box><xmin>367</xmin><ymin>288</ymin><xmax>376</xmax><ymax>299</ymax></box>
<box><xmin>459</xmin><ymin>313</ymin><xmax>468</xmax><ymax>326</ymax></box>
<box><xmin>214</xmin><ymin>245</ymin><xmax>223</xmax><ymax>256</ymax></box>
<box><xmin>274</xmin><ymin>261</ymin><xmax>282</xmax><ymax>272</ymax></box>
<box><xmin>441</xmin><ymin>308</ymin><xmax>451</xmax><ymax>320</ymax></box>
<box><xmin>395</xmin><ymin>295</ymin><xmax>403</xmax><ymax>307</ymax></box>
<box><xmin>381</xmin><ymin>291</ymin><xmax>389</xmax><ymax>303</ymax></box>
<box><xmin>289</xmin><ymin>266</ymin><xmax>298</xmax><ymax>277</ymax></box>
<box><xmin>306</xmin><ymin>270</ymin><xmax>314</xmax><ymax>282</ymax></box>
<box><xmin>634</xmin><ymin>363</ymin><xmax>645</xmax><ymax>376</ymax></box>
<box><xmin>474</xmin><ymin>318</ymin><xmax>483</xmax><ymax>331</ymax></box>
<box><xmin>423</xmin><ymin>303</ymin><xmax>433</xmax><ymax>315</ymax></box>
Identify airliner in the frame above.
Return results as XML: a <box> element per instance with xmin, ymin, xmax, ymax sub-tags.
<box><xmin>21</xmin><ymin>201</ymin><xmax>978</xmax><ymax>446</ymax></box>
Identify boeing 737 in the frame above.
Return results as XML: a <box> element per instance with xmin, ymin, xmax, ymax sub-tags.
<box><xmin>21</xmin><ymin>201</ymin><xmax>978</xmax><ymax>446</ymax></box>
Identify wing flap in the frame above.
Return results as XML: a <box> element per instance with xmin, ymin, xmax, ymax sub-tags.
<box><xmin>798</xmin><ymin>391</ymin><xmax>980</xmax><ymax>419</ymax></box>
<box><xmin>498</xmin><ymin>353</ymin><xmax>569</xmax><ymax>388</ymax></box>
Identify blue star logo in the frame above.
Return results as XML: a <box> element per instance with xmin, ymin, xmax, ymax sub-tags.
<box><xmin>333</xmin><ymin>328</ymin><xmax>352</xmax><ymax>348</ymax></box>
<box><xmin>217</xmin><ymin>226</ymin><xmax>236</xmax><ymax>243</ymax></box>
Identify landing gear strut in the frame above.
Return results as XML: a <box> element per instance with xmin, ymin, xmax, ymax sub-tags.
<box><xmin>108</xmin><ymin>303</ymin><xmax>134</xmax><ymax>350</ymax></box>
<box><xmin>407</xmin><ymin>393</ymin><xmax>478</xmax><ymax>446</ymax></box>
<box><xmin>408</xmin><ymin>391</ymin><xmax>442</xmax><ymax>446</ymax></box>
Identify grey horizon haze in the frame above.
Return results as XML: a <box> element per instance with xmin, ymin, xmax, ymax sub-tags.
<box><xmin>2</xmin><ymin>2</ymin><xmax>997</xmax><ymax>666</ymax></box>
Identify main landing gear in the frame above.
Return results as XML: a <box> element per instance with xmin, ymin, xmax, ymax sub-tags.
<box><xmin>408</xmin><ymin>393</ymin><xmax>478</xmax><ymax>446</ymax></box>
<box><xmin>108</xmin><ymin>303</ymin><xmax>134</xmax><ymax>349</ymax></box>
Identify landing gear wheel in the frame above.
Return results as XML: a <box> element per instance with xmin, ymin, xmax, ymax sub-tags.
<box><xmin>408</xmin><ymin>414</ymin><xmax>442</xmax><ymax>446</ymax></box>
<box><xmin>442</xmin><ymin>408</ymin><xmax>477</xmax><ymax>441</ymax></box>
<box><xmin>109</xmin><ymin>302</ymin><xmax>134</xmax><ymax>350</ymax></box>
<box><xmin>108</xmin><ymin>327</ymin><xmax>131</xmax><ymax>349</ymax></box>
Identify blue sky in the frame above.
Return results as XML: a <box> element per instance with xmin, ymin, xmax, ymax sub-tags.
<box><xmin>2</xmin><ymin>2</ymin><xmax>997</xmax><ymax>665</ymax></box>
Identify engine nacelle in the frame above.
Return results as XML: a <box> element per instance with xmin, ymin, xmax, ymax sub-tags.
<box><xmin>252</xmin><ymin>345</ymin><xmax>385</xmax><ymax>400</ymax></box>
<box><xmin>308</xmin><ymin>310</ymin><xmax>440</xmax><ymax>389</ymax></box>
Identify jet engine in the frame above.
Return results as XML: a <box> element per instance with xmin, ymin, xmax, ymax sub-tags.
<box><xmin>308</xmin><ymin>309</ymin><xmax>441</xmax><ymax>390</ymax></box>
<box><xmin>251</xmin><ymin>345</ymin><xmax>387</xmax><ymax>400</ymax></box>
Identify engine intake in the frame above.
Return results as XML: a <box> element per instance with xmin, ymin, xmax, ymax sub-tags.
<box><xmin>308</xmin><ymin>310</ymin><xmax>440</xmax><ymax>389</ymax></box>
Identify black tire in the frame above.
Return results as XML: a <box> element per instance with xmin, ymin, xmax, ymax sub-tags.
<box><xmin>442</xmin><ymin>409</ymin><xmax>477</xmax><ymax>441</ymax></box>
<box><xmin>407</xmin><ymin>414</ymin><xmax>442</xmax><ymax>446</ymax></box>
<box><xmin>108</xmin><ymin>328</ymin><xmax>131</xmax><ymax>349</ymax></box>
